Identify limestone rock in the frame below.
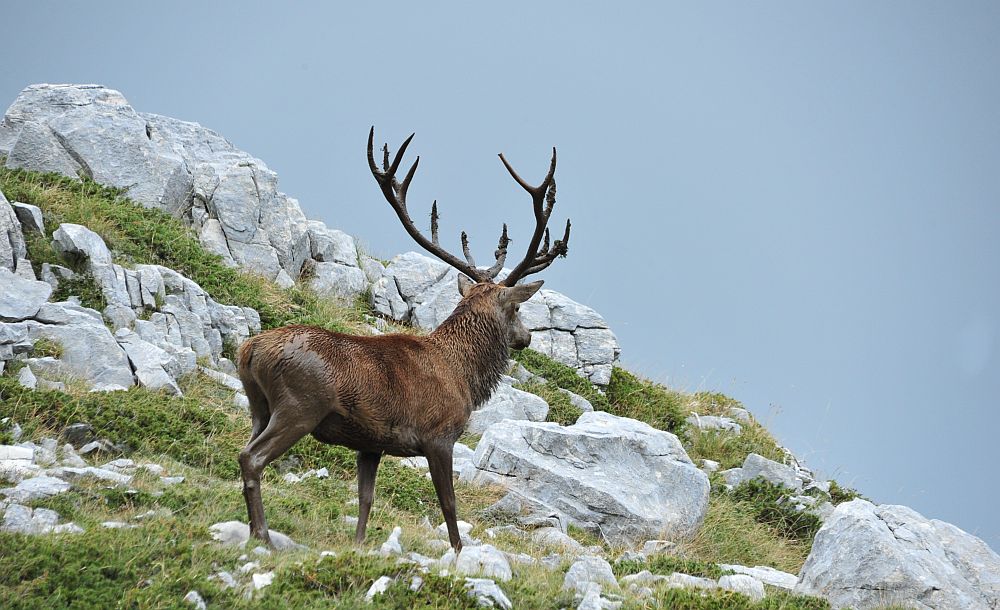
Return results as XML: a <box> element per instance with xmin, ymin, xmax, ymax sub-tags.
<box><xmin>464</xmin><ymin>577</ymin><xmax>513</xmax><ymax>609</ymax></box>
<box><xmin>0</xmin><ymin>190</ymin><xmax>27</xmax><ymax>272</ymax></box>
<box><xmin>563</xmin><ymin>555</ymin><xmax>619</xmax><ymax>596</ymax></box>
<box><xmin>0</xmin><ymin>269</ymin><xmax>52</xmax><ymax>321</ymax></box>
<box><xmin>308</xmin><ymin>261</ymin><xmax>367</xmax><ymax>300</ymax></box>
<box><xmin>718</xmin><ymin>574</ymin><xmax>765</xmax><ymax>601</ymax></box>
<box><xmin>11</xmin><ymin>202</ymin><xmax>44</xmax><ymax>234</ymax></box>
<box><xmin>442</xmin><ymin>544</ymin><xmax>513</xmax><ymax>581</ymax></box>
<box><xmin>467</xmin><ymin>377</ymin><xmax>550</xmax><ymax>434</ymax></box>
<box><xmin>717</xmin><ymin>563</ymin><xmax>797</xmax><ymax>590</ymax></box>
<box><xmin>795</xmin><ymin>499</ymin><xmax>1000</xmax><ymax>609</ymax></box>
<box><xmin>470</xmin><ymin>411</ymin><xmax>709</xmax><ymax>546</ymax></box>
<box><xmin>208</xmin><ymin>520</ymin><xmax>304</xmax><ymax>551</ymax></box>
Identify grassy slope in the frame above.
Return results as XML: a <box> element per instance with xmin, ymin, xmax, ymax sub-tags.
<box><xmin>0</xmin><ymin>167</ymin><xmax>830</xmax><ymax>608</ymax></box>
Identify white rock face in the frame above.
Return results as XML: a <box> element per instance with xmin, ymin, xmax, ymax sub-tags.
<box><xmin>469</xmin><ymin>411</ymin><xmax>710</xmax><ymax>547</ymax></box>
<box><xmin>0</xmin><ymin>268</ymin><xmax>52</xmax><ymax>321</ymax></box>
<box><xmin>467</xmin><ymin>376</ymin><xmax>550</xmax><ymax>434</ymax></box>
<box><xmin>0</xmin><ymin>189</ymin><xmax>28</xmax><ymax>273</ymax></box>
<box><xmin>1</xmin><ymin>475</ymin><xmax>72</xmax><ymax>503</ymax></box>
<box><xmin>1</xmin><ymin>84</ymin><xmax>315</xmax><ymax>280</ymax></box>
<box><xmin>370</xmin><ymin>251</ymin><xmax>621</xmax><ymax>385</ymax></box>
<box><xmin>795</xmin><ymin>499</ymin><xmax>1000</xmax><ymax>609</ymax></box>
<box><xmin>718</xmin><ymin>563</ymin><xmax>797</xmax><ymax>590</ymax></box>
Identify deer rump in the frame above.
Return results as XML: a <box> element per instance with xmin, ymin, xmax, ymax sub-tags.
<box><xmin>237</xmin><ymin>325</ymin><xmax>474</xmax><ymax>458</ymax></box>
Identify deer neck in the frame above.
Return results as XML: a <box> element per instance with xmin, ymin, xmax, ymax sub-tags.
<box><xmin>431</xmin><ymin>307</ymin><xmax>509</xmax><ymax>409</ymax></box>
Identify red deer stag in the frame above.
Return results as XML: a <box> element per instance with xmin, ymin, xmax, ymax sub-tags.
<box><xmin>236</xmin><ymin>128</ymin><xmax>571</xmax><ymax>552</ymax></box>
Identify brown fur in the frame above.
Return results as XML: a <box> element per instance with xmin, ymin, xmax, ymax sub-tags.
<box><xmin>236</xmin><ymin>280</ymin><xmax>541</xmax><ymax>551</ymax></box>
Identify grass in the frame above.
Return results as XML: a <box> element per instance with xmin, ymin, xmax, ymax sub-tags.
<box><xmin>514</xmin><ymin>380</ymin><xmax>583</xmax><ymax>425</ymax></box>
<box><xmin>729</xmin><ymin>479</ymin><xmax>822</xmax><ymax>542</ymax></box>
<box><xmin>512</xmin><ymin>348</ymin><xmax>610</xmax><ymax>410</ymax></box>
<box><xmin>676</xmin><ymin>492</ymin><xmax>813</xmax><ymax>574</ymax></box>
<box><xmin>614</xmin><ymin>554</ymin><xmax>725</xmax><ymax>580</ymax></box>
<box><xmin>29</xmin><ymin>337</ymin><xmax>63</xmax><ymax>359</ymax></box>
<box><xmin>604</xmin><ymin>367</ymin><xmax>688</xmax><ymax>435</ymax></box>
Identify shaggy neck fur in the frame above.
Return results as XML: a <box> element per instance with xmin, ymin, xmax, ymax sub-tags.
<box><xmin>431</xmin><ymin>296</ymin><xmax>509</xmax><ymax>409</ymax></box>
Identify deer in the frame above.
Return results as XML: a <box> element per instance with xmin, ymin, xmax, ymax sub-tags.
<box><xmin>235</xmin><ymin>128</ymin><xmax>571</xmax><ymax>553</ymax></box>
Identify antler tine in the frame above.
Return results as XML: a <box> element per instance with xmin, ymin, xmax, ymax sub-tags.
<box><xmin>483</xmin><ymin>224</ymin><xmax>510</xmax><ymax>280</ymax></box>
<box><xmin>522</xmin><ymin>219</ymin><xmax>571</xmax><ymax>276</ymax></box>
<box><xmin>498</xmin><ymin>147</ymin><xmax>570</xmax><ymax>286</ymax></box>
<box><xmin>461</xmin><ymin>231</ymin><xmax>477</xmax><ymax>268</ymax></box>
<box><xmin>430</xmin><ymin>201</ymin><xmax>440</xmax><ymax>246</ymax></box>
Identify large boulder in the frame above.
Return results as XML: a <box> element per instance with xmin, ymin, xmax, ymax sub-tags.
<box><xmin>795</xmin><ymin>499</ymin><xmax>1000</xmax><ymax>609</ymax></box>
<box><xmin>468</xmin><ymin>411</ymin><xmax>709</xmax><ymax>546</ymax></box>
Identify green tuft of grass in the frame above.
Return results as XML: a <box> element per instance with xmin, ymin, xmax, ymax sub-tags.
<box><xmin>29</xmin><ymin>337</ymin><xmax>64</xmax><ymax>359</ymax></box>
<box><xmin>512</xmin><ymin>349</ymin><xmax>610</xmax><ymax>410</ymax></box>
<box><xmin>605</xmin><ymin>367</ymin><xmax>687</xmax><ymax>435</ymax></box>
<box><xmin>50</xmin><ymin>273</ymin><xmax>107</xmax><ymax>313</ymax></box>
<box><xmin>515</xmin><ymin>380</ymin><xmax>583</xmax><ymax>426</ymax></box>
<box><xmin>677</xmin><ymin>492</ymin><xmax>813</xmax><ymax>574</ymax></box>
<box><xmin>614</xmin><ymin>554</ymin><xmax>725</xmax><ymax>580</ymax></box>
<box><xmin>623</xmin><ymin>587</ymin><xmax>830</xmax><ymax>610</ymax></box>
<box><xmin>828</xmin><ymin>480</ymin><xmax>863</xmax><ymax>505</ymax></box>
<box><xmin>686</xmin><ymin>425</ymin><xmax>786</xmax><ymax>471</ymax></box>
<box><xmin>729</xmin><ymin>479</ymin><xmax>822</xmax><ymax>542</ymax></box>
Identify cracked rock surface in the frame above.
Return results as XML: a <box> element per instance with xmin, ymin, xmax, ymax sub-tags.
<box><xmin>795</xmin><ymin>499</ymin><xmax>1000</xmax><ymax>609</ymax></box>
<box><xmin>467</xmin><ymin>411</ymin><xmax>709</xmax><ymax>547</ymax></box>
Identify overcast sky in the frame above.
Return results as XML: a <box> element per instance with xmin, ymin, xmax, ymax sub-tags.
<box><xmin>3</xmin><ymin>2</ymin><xmax>998</xmax><ymax>549</ymax></box>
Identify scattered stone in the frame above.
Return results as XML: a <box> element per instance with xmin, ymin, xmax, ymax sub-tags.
<box><xmin>1</xmin><ymin>475</ymin><xmax>71</xmax><ymax>502</ymax></box>
<box><xmin>465</xmin><ymin>577</ymin><xmax>513</xmax><ymax>609</ymax></box>
<box><xmin>343</xmin><ymin>515</ymin><xmax>359</xmax><ymax>527</ymax></box>
<box><xmin>563</xmin><ymin>555</ymin><xmax>620</xmax><ymax>597</ymax></box>
<box><xmin>795</xmin><ymin>499</ymin><xmax>1000</xmax><ymax>610</ymax></box>
<box><xmin>0</xmin><ymin>445</ymin><xmax>33</xmax><ymax>462</ymax></box>
<box><xmin>666</xmin><ymin>572</ymin><xmax>717</xmax><ymax>590</ymax></box>
<box><xmin>2</xmin><ymin>502</ymin><xmax>82</xmax><ymax>534</ymax></box>
<box><xmin>210</xmin><ymin>571</ymin><xmax>238</xmax><ymax>589</ymax></box>
<box><xmin>182</xmin><ymin>590</ymin><xmax>207</xmax><ymax>609</ymax></box>
<box><xmin>199</xmin><ymin>366</ymin><xmax>243</xmax><ymax>391</ymax></box>
<box><xmin>252</xmin><ymin>545</ymin><xmax>270</xmax><ymax>556</ymax></box>
<box><xmin>700</xmin><ymin>459</ymin><xmax>720</xmax><ymax>473</ymax></box>
<box><xmin>380</xmin><ymin>526</ymin><xmax>404</xmax><ymax>556</ymax></box>
<box><xmin>365</xmin><ymin>575</ymin><xmax>394</xmax><ymax>601</ymax></box>
<box><xmin>161</xmin><ymin>476</ymin><xmax>185</xmax><ymax>485</ymax></box>
<box><xmin>209</xmin><ymin>520</ymin><xmax>304</xmax><ymax>551</ymax></box>
<box><xmin>685</xmin><ymin>414</ymin><xmax>742</xmax><ymax>435</ymax></box>
<box><xmin>728</xmin><ymin>407</ymin><xmax>752</xmax><ymax>422</ymax></box>
<box><xmin>718</xmin><ymin>574</ymin><xmax>766</xmax><ymax>601</ymax></box>
<box><xmin>532</xmin><ymin>526</ymin><xmax>585</xmax><ymax>552</ymax></box>
<box><xmin>78</xmin><ymin>440</ymin><xmax>118</xmax><ymax>456</ymax></box>
<box><xmin>558</xmin><ymin>388</ymin><xmax>595</xmax><ymax>413</ymax></box>
<box><xmin>101</xmin><ymin>521</ymin><xmax>137</xmax><ymax>529</ymax></box>
<box><xmin>717</xmin><ymin>563</ymin><xmax>797</xmax><ymax>590</ymax></box>
<box><xmin>49</xmin><ymin>466</ymin><xmax>132</xmax><ymax>485</ymax></box>
<box><xmin>441</xmin><ymin>544</ymin><xmax>513</xmax><ymax>581</ymax></box>
<box><xmin>251</xmin><ymin>572</ymin><xmax>274</xmax><ymax>590</ymax></box>
<box><xmin>640</xmin><ymin>540</ymin><xmax>675</xmax><ymax>556</ymax></box>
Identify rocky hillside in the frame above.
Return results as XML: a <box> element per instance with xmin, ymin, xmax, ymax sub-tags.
<box><xmin>1</xmin><ymin>84</ymin><xmax>997</xmax><ymax>609</ymax></box>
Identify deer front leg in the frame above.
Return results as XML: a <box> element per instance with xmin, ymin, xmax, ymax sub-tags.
<box><xmin>426</xmin><ymin>443</ymin><xmax>462</xmax><ymax>553</ymax></box>
<box><xmin>355</xmin><ymin>451</ymin><xmax>382</xmax><ymax>544</ymax></box>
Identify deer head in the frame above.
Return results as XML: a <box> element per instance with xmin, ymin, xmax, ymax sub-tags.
<box><xmin>367</xmin><ymin>128</ymin><xmax>571</xmax><ymax>348</ymax></box>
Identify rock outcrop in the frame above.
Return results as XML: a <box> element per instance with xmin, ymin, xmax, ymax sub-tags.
<box><xmin>466</xmin><ymin>411</ymin><xmax>710</xmax><ymax>547</ymax></box>
<box><xmin>795</xmin><ymin>499</ymin><xmax>1000</xmax><ymax>610</ymax></box>
<box><xmin>371</xmin><ymin>251</ymin><xmax>620</xmax><ymax>384</ymax></box>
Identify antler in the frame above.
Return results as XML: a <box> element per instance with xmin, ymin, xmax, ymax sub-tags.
<box><xmin>368</xmin><ymin>128</ymin><xmax>511</xmax><ymax>282</ymax></box>
<box><xmin>497</xmin><ymin>148</ymin><xmax>572</xmax><ymax>287</ymax></box>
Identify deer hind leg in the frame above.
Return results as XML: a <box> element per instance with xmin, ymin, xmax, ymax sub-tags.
<box><xmin>426</xmin><ymin>443</ymin><xmax>462</xmax><ymax>553</ymax></box>
<box><xmin>239</xmin><ymin>406</ymin><xmax>326</xmax><ymax>547</ymax></box>
<box><xmin>354</xmin><ymin>451</ymin><xmax>382</xmax><ymax>544</ymax></box>
<box><xmin>243</xmin><ymin>377</ymin><xmax>271</xmax><ymax>442</ymax></box>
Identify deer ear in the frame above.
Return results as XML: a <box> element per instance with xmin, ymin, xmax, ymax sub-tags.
<box><xmin>504</xmin><ymin>280</ymin><xmax>544</xmax><ymax>304</ymax></box>
<box><xmin>457</xmin><ymin>274</ymin><xmax>476</xmax><ymax>297</ymax></box>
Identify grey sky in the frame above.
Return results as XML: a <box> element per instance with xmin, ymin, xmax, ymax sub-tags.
<box><xmin>3</xmin><ymin>2</ymin><xmax>998</xmax><ymax>548</ymax></box>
